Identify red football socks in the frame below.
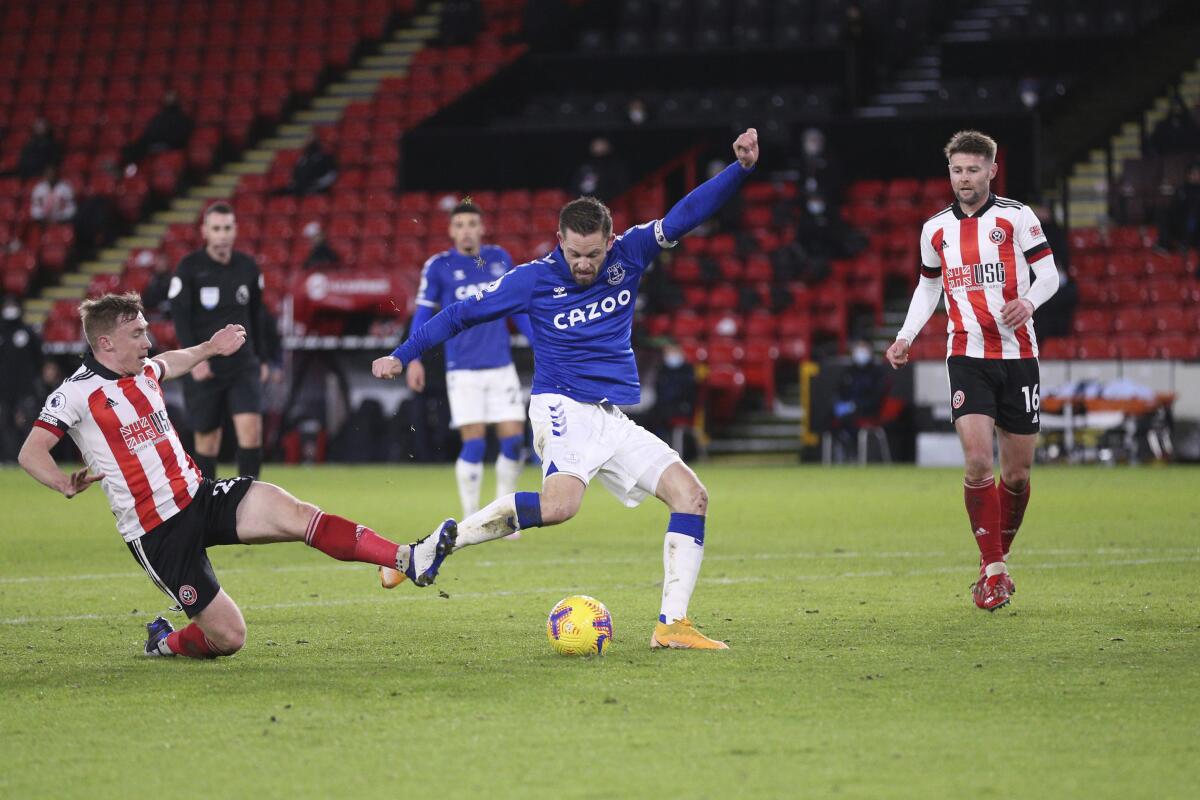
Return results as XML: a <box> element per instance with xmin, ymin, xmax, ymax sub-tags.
<box><xmin>999</xmin><ymin>479</ymin><xmax>1030</xmax><ymax>556</ymax></box>
<box><xmin>305</xmin><ymin>511</ymin><xmax>400</xmax><ymax>569</ymax></box>
<box><xmin>964</xmin><ymin>476</ymin><xmax>1004</xmax><ymax>566</ymax></box>
<box><xmin>166</xmin><ymin>623</ymin><xmax>222</xmax><ymax>659</ymax></box>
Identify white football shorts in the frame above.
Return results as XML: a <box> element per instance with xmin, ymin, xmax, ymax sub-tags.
<box><xmin>528</xmin><ymin>393</ymin><xmax>682</xmax><ymax>508</ymax></box>
<box><xmin>445</xmin><ymin>364</ymin><xmax>525</xmax><ymax>428</ymax></box>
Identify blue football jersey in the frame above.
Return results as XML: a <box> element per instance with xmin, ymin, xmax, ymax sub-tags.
<box><xmin>436</xmin><ymin>221</ymin><xmax>670</xmax><ymax>405</ymax></box>
<box><xmin>415</xmin><ymin>245</ymin><xmax>516</xmax><ymax>371</ymax></box>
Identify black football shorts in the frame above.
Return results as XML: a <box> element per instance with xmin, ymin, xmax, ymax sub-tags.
<box><xmin>126</xmin><ymin>476</ymin><xmax>254</xmax><ymax>617</ymax></box>
<box><xmin>183</xmin><ymin>363</ymin><xmax>263</xmax><ymax>434</ymax></box>
<box><xmin>946</xmin><ymin>355</ymin><xmax>1041</xmax><ymax>434</ymax></box>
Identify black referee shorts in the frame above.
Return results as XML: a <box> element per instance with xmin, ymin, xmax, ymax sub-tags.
<box><xmin>947</xmin><ymin>355</ymin><xmax>1041</xmax><ymax>435</ymax></box>
<box><xmin>183</xmin><ymin>363</ymin><xmax>262</xmax><ymax>433</ymax></box>
<box><xmin>126</xmin><ymin>476</ymin><xmax>254</xmax><ymax>618</ymax></box>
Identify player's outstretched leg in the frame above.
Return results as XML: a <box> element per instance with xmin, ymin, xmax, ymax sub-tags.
<box><xmin>455</xmin><ymin>437</ymin><xmax>486</xmax><ymax>518</ymax></box>
<box><xmin>650</xmin><ymin>463</ymin><xmax>728</xmax><ymax>650</ymax></box>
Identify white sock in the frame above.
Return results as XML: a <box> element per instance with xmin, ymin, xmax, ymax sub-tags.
<box><xmin>659</xmin><ymin>532</ymin><xmax>705</xmax><ymax>623</ymax></box>
<box><xmin>455</xmin><ymin>458</ymin><xmax>483</xmax><ymax>518</ymax></box>
<box><xmin>455</xmin><ymin>494</ymin><xmax>519</xmax><ymax>549</ymax></box>
<box><xmin>494</xmin><ymin>454</ymin><xmax>523</xmax><ymax>499</ymax></box>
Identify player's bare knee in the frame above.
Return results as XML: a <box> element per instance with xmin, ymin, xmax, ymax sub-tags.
<box><xmin>1001</xmin><ymin>469</ymin><xmax>1030</xmax><ymax>491</ymax></box>
<box><xmin>213</xmin><ymin>622</ymin><xmax>246</xmax><ymax>655</ymax></box>
<box><xmin>963</xmin><ymin>454</ymin><xmax>993</xmax><ymax>481</ymax></box>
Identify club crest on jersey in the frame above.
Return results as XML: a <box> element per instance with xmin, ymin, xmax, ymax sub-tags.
<box><xmin>952</xmin><ymin>390</ymin><xmax>966</xmax><ymax>409</ymax></box>
<box><xmin>179</xmin><ymin>585</ymin><xmax>198</xmax><ymax>606</ymax></box>
<box><xmin>145</xmin><ymin>377</ymin><xmax>159</xmax><ymax>394</ymax></box>
<box><xmin>606</xmin><ymin>263</ymin><xmax>625</xmax><ymax>285</ymax></box>
<box><xmin>989</xmin><ymin>228</ymin><xmax>1007</xmax><ymax>244</ymax></box>
<box><xmin>454</xmin><ymin>270</ymin><xmax>466</xmax><ymax>280</ymax></box>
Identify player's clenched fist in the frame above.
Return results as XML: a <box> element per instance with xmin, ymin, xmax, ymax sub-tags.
<box><xmin>209</xmin><ymin>323</ymin><xmax>247</xmax><ymax>356</ymax></box>
<box><xmin>734</xmin><ymin>128</ymin><xmax>759</xmax><ymax>170</ymax></box>
<box><xmin>885</xmin><ymin>338</ymin><xmax>911</xmax><ymax>369</ymax></box>
<box><xmin>372</xmin><ymin>355</ymin><xmax>405</xmax><ymax>380</ymax></box>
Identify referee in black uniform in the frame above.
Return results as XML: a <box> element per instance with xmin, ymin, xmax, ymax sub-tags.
<box><xmin>168</xmin><ymin>202</ymin><xmax>269</xmax><ymax>479</ymax></box>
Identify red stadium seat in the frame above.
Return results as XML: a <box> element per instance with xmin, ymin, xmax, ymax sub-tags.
<box><xmin>1112</xmin><ymin>308</ymin><xmax>1156</xmax><ymax>335</ymax></box>
<box><xmin>1075</xmin><ymin>336</ymin><xmax>1118</xmax><ymax>359</ymax></box>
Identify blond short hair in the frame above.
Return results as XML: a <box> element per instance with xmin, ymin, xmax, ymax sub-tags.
<box><xmin>79</xmin><ymin>292</ymin><xmax>144</xmax><ymax>348</ymax></box>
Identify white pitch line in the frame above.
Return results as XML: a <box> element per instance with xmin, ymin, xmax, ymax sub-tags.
<box><xmin>2</xmin><ymin>555</ymin><xmax>1197</xmax><ymax>627</ymax></box>
<box><xmin>3</xmin><ymin>546</ymin><xmax>1198</xmax><ymax>586</ymax></box>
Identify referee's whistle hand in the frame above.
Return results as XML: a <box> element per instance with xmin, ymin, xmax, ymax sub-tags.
<box><xmin>372</xmin><ymin>355</ymin><xmax>404</xmax><ymax>380</ymax></box>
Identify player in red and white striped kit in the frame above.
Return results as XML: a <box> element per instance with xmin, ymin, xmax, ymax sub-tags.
<box><xmin>886</xmin><ymin>130</ymin><xmax>1059</xmax><ymax>611</ymax></box>
<box><xmin>19</xmin><ymin>293</ymin><xmax>456</xmax><ymax>658</ymax></box>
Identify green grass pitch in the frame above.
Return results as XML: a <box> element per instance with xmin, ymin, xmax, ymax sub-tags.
<box><xmin>2</xmin><ymin>464</ymin><xmax>1198</xmax><ymax>799</ymax></box>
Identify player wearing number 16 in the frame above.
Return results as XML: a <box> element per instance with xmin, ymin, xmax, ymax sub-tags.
<box><xmin>885</xmin><ymin>130</ymin><xmax>1059</xmax><ymax>612</ymax></box>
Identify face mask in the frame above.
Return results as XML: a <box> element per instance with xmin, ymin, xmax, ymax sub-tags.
<box><xmin>852</xmin><ymin>348</ymin><xmax>871</xmax><ymax>366</ymax></box>
<box><xmin>629</xmin><ymin>108</ymin><xmax>646</xmax><ymax>125</ymax></box>
<box><xmin>807</xmin><ymin>199</ymin><xmax>826</xmax><ymax>216</ymax></box>
<box><xmin>2</xmin><ymin>305</ymin><xmax>19</xmax><ymax>321</ymax></box>
<box><xmin>663</xmin><ymin>352</ymin><xmax>685</xmax><ymax>369</ymax></box>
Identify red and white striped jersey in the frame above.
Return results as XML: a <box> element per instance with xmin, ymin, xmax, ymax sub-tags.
<box><xmin>919</xmin><ymin>194</ymin><xmax>1054</xmax><ymax>359</ymax></box>
<box><xmin>35</xmin><ymin>355</ymin><xmax>202</xmax><ymax>542</ymax></box>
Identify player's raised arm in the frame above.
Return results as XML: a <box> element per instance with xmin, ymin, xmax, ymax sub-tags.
<box><xmin>656</xmin><ymin>128</ymin><xmax>758</xmax><ymax>245</ymax></box>
<box><xmin>373</xmin><ymin>263</ymin><xmax>535</xmax><ymax>380</ymax></box>
<box><xmin>153</xmin><ymin>323</ymin><xmax>248</xmax><ymax>380</ymax></box>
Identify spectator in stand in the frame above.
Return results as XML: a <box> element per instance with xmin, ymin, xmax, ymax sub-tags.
<box><xmin>791</xmin><ymin>127</ymin><xmax>843</xmax><ymax>209</ymax></box>
<box><xmin>16</xmin><ymin>118</ymin><xmax>60</xmax><ymax>179</ymax></box>
<box><xmin>141</xmin><ymin>251</ymin><xmax>175</xmax><ymax>319</ymax></box>
<box><xmin>570</xmin><ymin>137</ymin><xmax>630</xmax><ymax>202</ymax></box>
<box><xmin>1149</xmin><ymin>91</ymin><xmax>1200</xmax><ymax>155</ymax></box>
<box><xmin>288</xmin><ymin>138</ymin><xmax>338</xmax><ymax>196</ymax></box>
<box><xmin>29</xmin><ymin>166</ymin><xmax>76</xmax><ymax>224</ymax></box>
<box><xmin>651</xmin><ymin>342</ymin><xmax>697</xmax><ymax>452</ymax></box>
<box><xmin>1159</xmin><ymin>160</ymin><xmax>1200</xmax><ymax>257</ymax></box>
<box><xmin>828</xmin><ymin>340</ymin><xmax>888</xmax><ymax>462</ymax></box>
<box><xmin>0</xmin><ymin>295</ymin><xmax>43</xmax><ymax>462</ymax></box>
<box><xmin>302</xmin><ymin>221</ymin><xmax>341</xmax><ymax>269</ymax></box>
<box><xmin>123</xmin><ymin>90</ymin><xmax>194</xmax><ymax>167</ymax></box>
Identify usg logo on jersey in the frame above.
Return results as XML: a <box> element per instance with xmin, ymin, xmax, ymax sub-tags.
<box><xmin>553</xmin><ymin>289</ymin><xmax>633</xmax><ymax>329</ymax></box>
<box><xmin>606</xmin><ymin>263</ymin><xmax>626</xmax><ymax>285</ymax></box>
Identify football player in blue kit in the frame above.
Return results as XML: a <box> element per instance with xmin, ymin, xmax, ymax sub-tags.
<box><xmin>374</xmin><ymin>129</ymin><xmax>759</xmax><ymax>649</ymax></box>
<box><xmin>380</xmin><ymin>201</ymin><xmax>531</xmax><ymax>589</ymax></box>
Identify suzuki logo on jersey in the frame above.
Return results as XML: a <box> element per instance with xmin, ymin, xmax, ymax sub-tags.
<box><xmin>945</xmin><ymin>261</ymin><xmax>1006</xmax><ymax>292</ymax></box>
<box><xmin>121</xmin><ymin>409</ymin><xmax>173</xmax><ymax>453</ymax></box>
<box><xmin>553</xmin><ymin>289</ymin><xmax>633</xmax><ymax>330</ymax></box>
